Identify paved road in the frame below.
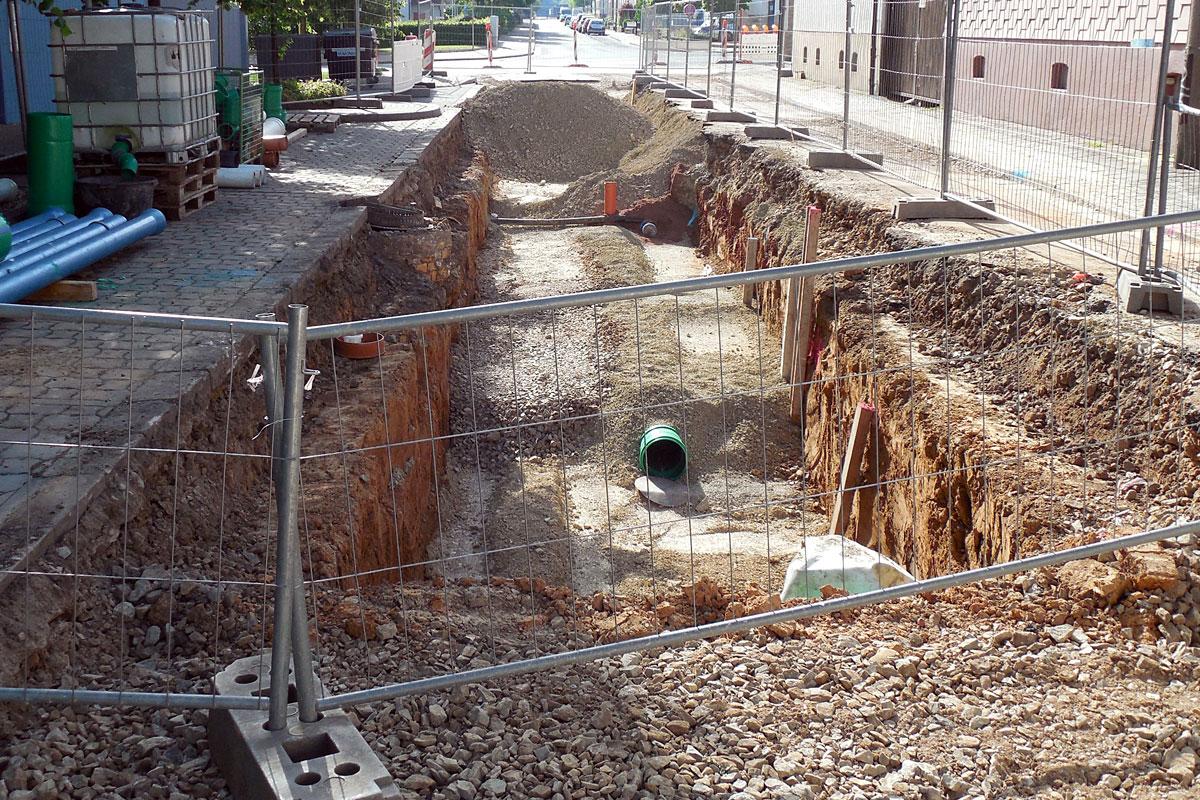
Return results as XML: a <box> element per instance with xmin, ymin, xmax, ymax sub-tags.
<box><xmin>437</xmin><ymin>18</ymin><xmax>640</xmax><ymax>78</ymax></box>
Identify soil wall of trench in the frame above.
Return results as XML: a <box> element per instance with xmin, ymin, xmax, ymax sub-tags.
<box><xmin>0</xmin><ymin>119</ymin><xmax>495</xmax><ymax>685</ymax></box>
<box><xmin>692</xmin><ymin>125</ymin><xmax>1200</xmax><ymax>580</ymax></box>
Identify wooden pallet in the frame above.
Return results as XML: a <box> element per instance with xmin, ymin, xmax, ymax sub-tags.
<box><xmin>286</xmin><ymin>112</ymin><xmax>341</xmax><ymax>134</ymax></box>
<box><xmin>163</xmin><ymin>186</ymin><xmax>218</xmax><ymax>221</ymax></box>
<box><xmin>77</xmin><ymin>139</ymin><xmax>219</xmax><ymax>218</ymax></box>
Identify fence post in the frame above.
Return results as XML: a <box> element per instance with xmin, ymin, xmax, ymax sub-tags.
<box><xmin>354</xmin><ymin>0</ymin><xmax>363</xmax><ymax>105</ymax></box>
<box><xmin>684</xmin><ymin>10</ymin><xmax>690</xmax><ymax>87</ymax></box>
<box><xmin>1155</xmin><ymin>76</ymin><xmax>1180</xmax><ymax>275</ymax></box>
<box><xmin>774</xmin><ymin>0</ymin><xmax>787</xmax><ymax>125</ymax></box>
<box><xmin>5</xmin><ymin>0</ymin><xmax>29</xmax><ymax>145</ymax></box>
<box><xmin>730</xmin><ymin>9</ymin><xmax>741</xmax><ymax>111</ymax></box>
<box><xmin>525</xmin><ymin>8</ymin><xmax>535</xmax><ymax>74</ymax></box>
<box><xmin>666</xmin><ymin>9</ymin><xmax>672</xmax><ymax>81</ymax></box>
<box><xmin>1139</xmin><ymin>0</ymin><xmax>1179</xmax><ymax>278</ymax></box>
<box><xmin>265</xmin><ymin>305</ymin><xmax>318</xmax><ymax>730</ymax></box>
<box><xmin>706</xmin><ymin>7</ymin><xmax>713</xmax><ymax>96</ymax></box>
<box><xmin>842</xmin><ymin>0</ymin><xmax>853</xmax><ymax>151</ymax></box>
<box><xmin>939</xmin><ymin>0</ymin><xmax>961</xmax><ymax>196</ymax></box>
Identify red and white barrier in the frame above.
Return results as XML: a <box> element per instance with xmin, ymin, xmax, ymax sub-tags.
<box><xmin>422</xmin><ymin>28</ymin><xmax>436</xmax><ymax>73</ymax></box>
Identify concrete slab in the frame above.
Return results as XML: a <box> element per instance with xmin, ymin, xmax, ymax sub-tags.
<box><xmin>745</xmin><ymin>124</ymin><xmax>808</xmax><ymax>140</ymax></box>
<box><xmin>209</xmin><ymin>653</ymin><xmax>400</xmax><ymax>800</ymax></box>
<box><xmin>691</xmin><ymin>99</ymin><xmax>715</xmax><ymax>109</ymax></box>
<box><xmin>1118</xmin><ymin>270</ymin><xmax>1185</xmax><ymax>316</ymax></box>
<box><xmin>807</xmin><ymin>150</ymin><xmax>884</xmax><ymax>170</ymax></box>
<box><xmin>664</xmin><ymin>88</ymin><xmax>703</xmax><ymax>99</ymax></box>
<box><xmin>707</xmin><ymin>110</ymin><xmax>756</xmax><ymax>123</ymax></box>
<box><xmin>893</xmin><ymin>197</ymin><xmax>996</xmax><ymax>220</ymax></box>
<box><xmin>635</xmin><ymin>475</ymin><xmax>700</xmax><ymax>508</ymax></box>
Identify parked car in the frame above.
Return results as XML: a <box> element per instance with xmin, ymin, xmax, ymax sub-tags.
<box><xmin>621</xmin><ymin>18</ymin><xmax>639</xmax><ymax>34</ymax></box>
<box><xmin>559</xmin><ymin>11</ymin><xmax>571</xmax><ymax>23</ymax></box>
<box><xmin>571</xmin><ymin>13</ymin><xmax>585</xmax><ymax>29</ymax></box>
<box><xmin>586</xmin><ymin>17</ymin><xmax>606</xmax><ymax>35</ymax></box>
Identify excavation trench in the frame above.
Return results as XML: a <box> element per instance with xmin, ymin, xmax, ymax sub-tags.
<box><xmin>294</xmin><ymin>82</ymin><xmax>1200</xmax><ymax>628</ymax></box>
<box><xmin>5</xmin><ymin>82</ymin><xmax>1198</xmax><ymax>692</ymax></box>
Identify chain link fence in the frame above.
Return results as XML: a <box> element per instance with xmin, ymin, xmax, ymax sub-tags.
<box><xmin>641</xmin><ymin>0</ymin><xmax>1200</xmax><ymax>283</ymax></box>
<box><xmin>2</xmin><ymin>207</ymin><xmax>1199</xmax><ymax>717</ymax></box>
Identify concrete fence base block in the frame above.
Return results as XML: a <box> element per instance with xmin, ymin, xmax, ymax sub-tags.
<box><xmin>893</xmin><ymin>197</ymin><xmax>996</xmax><ymax>220</ymax></box>
<box><xmin>707</xmin><ymin>110</ymin><xmax>756</xmax><ymax>123</ymax></box>
<box><xmin>745</xmin><ymin>124</ymin><xmax>806</xmax><ymax>140</ymax></box>
<box><xmin>807</xmin><ymin>150</ymin><xmax>884</xmax><ymax>170</ymax></box>
<box><xmin>691</xmin><ymin>99</ymin><xmax>715</xmax><ymax>109</ymax></box>
<box><xmin>1117</xmin><ymin>270</ymin><xmax>1185</xmax><ymax>316</ymax></box>
<box><xmin>633</xmin><ymin>75</ymin><xmax>656</xmax><ymax>89</ymax></box>
<box><xmin>664</xmin><ymin>88</ymin><xmax>702</xmax><ymax>99</ymax></box>
<box><xmin>648</xmin><ymin>81</ymin><xmax>674</xmax><ymax>90</ymax></box>
<box><xmin>209</xmin><ymin>653</ymin><xmax>400</xmax><ymax>800</ymax></box>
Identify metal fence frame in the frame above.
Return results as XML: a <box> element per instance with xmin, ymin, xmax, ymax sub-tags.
<box><xmin>1</xmin><ymin>207</ymin><xmax>1199</xmax><ymax>716</ymax></box>
<box><xmin>640</xmin><ymin>0</ymin><xmax>1198</xmax><ymax>284</ymax></box>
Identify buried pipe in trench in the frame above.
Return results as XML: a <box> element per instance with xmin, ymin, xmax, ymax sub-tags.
<box><xmin>490</xmin><ymin>213</ymin><xmax>659</xmax><ymax>237</ymax></box>
<box><xmin>639</xmin><ymin>424</ymin><xmax>688</xmax><ymax>480</ymax></box>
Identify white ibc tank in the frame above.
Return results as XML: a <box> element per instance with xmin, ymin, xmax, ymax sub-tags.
<box><xmin>52</xmin><ymin>8</ymin><xmax>216</xmax><ymax>153</ymax></box>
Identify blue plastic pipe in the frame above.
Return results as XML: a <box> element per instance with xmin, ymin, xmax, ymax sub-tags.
<box><xmin>0</xmin><ymin>209</ymin><xmax>165</xmax><ymax>303</ymax></box>
<box><xmin>0</xmin><ymin>213</ymin><xmax>127</xmax><ymax>277</ymax></box>
<box><xmin>11</xmin><ymin>208</ymin><xmax>68</xmax><ymax>235</ymax></box>
<box><xmin>7</xmin><ymin>209</ymin><xmax>117</xmax><ymax>258</ymax></box>
<box><xmin>11</xmin><ymin>215</ymin><xmax>73</xmax><ymax>244</ymax></box>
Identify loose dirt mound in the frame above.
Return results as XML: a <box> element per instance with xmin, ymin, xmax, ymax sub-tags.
<box><xmin>462</xmin><ymin>82</ymin><xmax>652</xmax><ymax>183</ymax></box>
<box><xmin>523</xmin><ymin>90</ymin><xmax>707</xmax><ymax>218</ymax></box>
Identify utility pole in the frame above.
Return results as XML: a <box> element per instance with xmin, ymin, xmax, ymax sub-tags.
<box><xmin>1178</xmin><ymin>0</ymin><xmax>1200</xmax><ymax>167</ymax></box>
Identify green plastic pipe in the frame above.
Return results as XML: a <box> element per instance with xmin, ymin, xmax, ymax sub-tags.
<box><xmin>0</xmin><ymin>213</ymin><xmax>11</xmax><ymax>260</ymax></box>
<box><xmin>639</xmin><ymin>424</ymin><xmax>688</xmax><ymax>480</ymax></box>
<box><xmin>111</xmin><ymin>140</ymin><xmax>138</xmax><ymax>178</ymax></box>
<box><xmin>264</xmin><ymin>83</ymin><xmax>286</xmax><ymax>122</ymax></box>
<box><xmin>26</xmin><ymin>112</ymin><xmax>75</xmax><ymax>215</ymax></box>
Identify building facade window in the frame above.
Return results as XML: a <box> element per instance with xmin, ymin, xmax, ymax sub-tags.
<box><xmin>802</xmin><ymin>46</ymin><xmax>808</xmax><ymax>63</ymax></box>
<box><xmin>815</xmin><ymin>48</ymin><xmax>821</xmax><ymax>66</ymax></box>
<box><xmin>838</xmin><ymin>50</ymin><xmax>845</xmax><ymax>70</ymax></box>
<box><xmin>972</xmin><ymin>55</ymin><xmax>985</xmax><ymax>79</ymax></box>
<box><xmin>1050</xmin><ymin>62</ymin><xmax>1068</xmax><ymax>90</ymax></box>
<box><xmin>851</xmin><ymin>52</ymin><xmax>859</xmax><ymax>72</ymax></box>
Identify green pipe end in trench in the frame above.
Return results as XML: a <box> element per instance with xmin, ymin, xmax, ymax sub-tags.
<box><xmin>639</xmin><ymin>424</ymin><xmax>688</xmax><ymax>480</ymax></box>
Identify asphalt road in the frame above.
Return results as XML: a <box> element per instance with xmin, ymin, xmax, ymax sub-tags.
<box><xmin>435</xmin><ymin>18</ymin><xmax>641</xmax><ymax>78</ymax></box>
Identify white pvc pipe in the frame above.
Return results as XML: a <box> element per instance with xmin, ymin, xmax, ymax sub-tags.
<box><xmin>216</xmin><ymin>166</ymin><xmax>266</xmax><ymax>189</ymax></box>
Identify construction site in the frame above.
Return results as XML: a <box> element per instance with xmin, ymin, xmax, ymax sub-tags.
<box><xmin>1</xmin><ymin>1</ymin><xmax>1200</xmax><ymax>799</ymax></box>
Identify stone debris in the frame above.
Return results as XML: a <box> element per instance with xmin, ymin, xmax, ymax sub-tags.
<box><xmin>2</xmin><ymin>535</ymin><xmax>1199</xmax><ymax>799</ymax></box>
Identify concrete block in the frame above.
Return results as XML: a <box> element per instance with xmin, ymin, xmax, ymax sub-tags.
<box><xmin>1117</xmin><ymin>270</ymin><xmax>1184</xmax><ymax>316</ymax></box>
<box><xmin>648</xmin><ymin>81</ymin><xmax>674</xmax><ymax>90</ymax></box>
<box><xmin>664</xmin><ymin>88</ymin><xmax>702</xmax><ymax>99</ymax></box>
<box><xmin>691</xmin><ymin>99</ymin><xmax>715</xmax><ymax>109</ymax></box>
<box><xmin>633</xmin><ymin>75</ymin><xmax>656</xmax><ymax>89</ymax></box>
<box><xmin>209</xmin><ymin>653</ymin><xmax>399</xmax><ymax>800</ymax></box>
<box><xmin>807</xmin><ymin>150</ymin><xmax>884</xmax><ymax>170</ymax></box>
<box><xmin>745</xmin><ymin>124</ymin><xmax>808</xmax><ymax>140</ymax></box>
<box><xmin>707</xmin><ymin>110</ymin><xmax>756</xmax><ymax>123</ymax></box>
<box><xmin>893</xmin><ymin>197</ymin><xmax>996</xmax><ymax>220</ymax></box>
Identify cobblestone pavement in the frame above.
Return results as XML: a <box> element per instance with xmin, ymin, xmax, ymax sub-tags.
<box><xmin>0</xmin><ymin>86</ymin><xmax>478</xmax><ymax>585</ymax></box>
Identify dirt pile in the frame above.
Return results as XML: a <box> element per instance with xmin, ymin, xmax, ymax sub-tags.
<box><xmin>522</xmin><ymin>89</ymin><xmax>707</xmax><ymax>218</ymax></box>
<box><xmin>462</xmin><ymin>82</ymin><xmax>652</xmax><ymax>183</ymax></box>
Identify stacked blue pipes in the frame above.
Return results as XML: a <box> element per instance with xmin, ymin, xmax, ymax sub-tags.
<box><xmin>0</xmin><ymin>207</ymin><xmax>165</xmax><ymax>302</ymax></box>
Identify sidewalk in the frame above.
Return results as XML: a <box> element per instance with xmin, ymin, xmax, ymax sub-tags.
<box><xmin>0</xmin><ymin>86</ymin><xmax>478</xmax><ymax>584</ymax></box>
<box><xmin>673</xmin><ymin>56</ymin><xmax>1200</xmax><ymax>272</ymax></box>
